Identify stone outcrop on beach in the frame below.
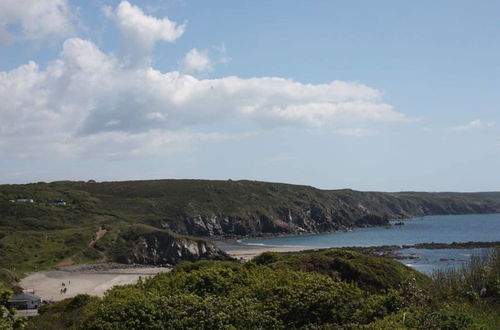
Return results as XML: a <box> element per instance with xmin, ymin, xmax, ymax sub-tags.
<box><xmin>111</xmin><ymin>230</ymin><xmax>232</xmax><ymax>265</ymax></box>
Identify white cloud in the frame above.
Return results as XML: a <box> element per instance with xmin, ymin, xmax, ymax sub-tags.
<box><xmin>110</xmin><ymin>1</ymin><xmax>185</xmax><ymax>65</ymax></box>
<box><xmin>0</xmin><ymin>0</ymin><xmax>74</xmax><ymax>44</ymax></box>
<box><xmin>0</xmin><ymin>38</ymin><xmax>404</xmax><ymax>159</ymax></box>
<box><xmin>180</xmin><ymin>48</ymin><xmax>212</xmax><ymax>74</ymax></box>
<box><xmin>335</xmin><ymin>128</ymin><xmax>378</xmax><ymax>137</ymax></box>
<box><xmin>450</xmin><ymin>119</ymin><xmax>494</xmax><ymax>131</ymax></box>
<box><xmin>213</xmin><ymin>43</ymin><xmax>232</xmax><ymax>64</ymax></box>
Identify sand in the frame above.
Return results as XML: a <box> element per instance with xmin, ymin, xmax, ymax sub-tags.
<box><xmin>215</xmin><ymin>240</ymin><xmax>319</xmax><ymax>261</ymax></box>
<box><xmin>20</xmin><ymin>241</ymin><xmax>315</xmax><ymax>302</ymax></box>
<box><xmin>20</xmin><ymin>264</ymin><xmax>170</xmax><ymax>302</ymax></box>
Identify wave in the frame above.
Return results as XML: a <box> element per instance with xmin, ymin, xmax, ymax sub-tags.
<box><xmin>242</xmin><ymin>243</ymin><xmax>267</xmax><ymax>246</ymax></box>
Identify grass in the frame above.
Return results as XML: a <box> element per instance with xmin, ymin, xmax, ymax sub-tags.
<box><xmin>1</xmin><ymin>179</ymin><xmax>500</xmax><ymax>287</ymax></box>
<box><xmin>431</xmin><ymin>248</ymin><xmax>500</xmax><ymax>302</ymax></box>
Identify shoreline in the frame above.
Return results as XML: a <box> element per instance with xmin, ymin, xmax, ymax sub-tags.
<box><xmin>215</xmin><ymin>239</ymin><xmax>500</xmax><ymax>261</ymax></box>
<box><xmin>215</xmin><ymin>239</ymin><xmax>317</xmax><ymax>261</ymax></box>
<box><xmin>19</xmin><ymin>241</ymin><xmax>500</xmax><ymax>301</ymax></box>
<box><xmin>20</xmin><ymin>263</ymin><xmax>170</xmax><ymax>302</ymax></box>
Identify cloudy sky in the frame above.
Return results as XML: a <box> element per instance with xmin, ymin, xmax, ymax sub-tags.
<box><xmin>1</xmin><ymin>0</ymin><xmax>499</xmax><ymax>191</ymax></box>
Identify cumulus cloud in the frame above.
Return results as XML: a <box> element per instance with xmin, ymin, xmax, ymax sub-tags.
<box><xmin>450</xmin><ymin>119</ymin><xmax>494</xmax><ymax>131</ymax></box>
<box><xmin>180</xmin><ymin>48</ymin><xmax>212</xmax><ymax>74</ymax></box>
<box><xmin>107</xmin><ymin>1</ymin><xmax>185</xmax><ymax>65</ymax></box>
<box><xmin>0</xmin><ymin>36</ymin><xmax>404</xmax><ymax>159</ymax></box>
<box><xmin>0</xmin><ymin>0</ymin><xmax>74</xmax><ymax>44</ymax></box>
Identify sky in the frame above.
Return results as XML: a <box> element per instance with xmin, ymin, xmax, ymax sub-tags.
<box><xmin>1</xmin><ymin>0</ymin><xmax>499</xmax><ymax>192</ymax></box>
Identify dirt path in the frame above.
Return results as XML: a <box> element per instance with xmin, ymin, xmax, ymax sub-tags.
<box><xmin>57</xmin><ymin>228</ymin><xmax>109</xmax><ymax>267</ymax></box>
<box><xmin>20</xmin><ymin>264</ymin><xmax>169</xmax><ymax>302</ymax></box>
<box><xmin>89</xmin><ymin>228</ymin><xmax>107</xmax><ymax>247</ymax></box>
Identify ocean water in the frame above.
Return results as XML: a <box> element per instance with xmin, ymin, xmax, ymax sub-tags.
<box><xmin>241</xmin><ymin>213</ymin><xmax>500</xmax><ymax>274</ymax></box>
<box><xmin>397</xmin><ymin>248</ymin><xmax>486</xmax><ymax>274</ymax></box>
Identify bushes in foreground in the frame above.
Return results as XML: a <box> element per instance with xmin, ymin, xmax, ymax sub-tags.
<box><xmin>27</xmin><ymin>249</ymin><xmax>500</xmax><ymax>329</ymax></box>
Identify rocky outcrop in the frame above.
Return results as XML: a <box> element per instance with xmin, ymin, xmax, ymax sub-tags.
<box><xmin>113</xmin><ymin>231</ymin><xmax>232</xmax><ymax>266</ymax></box>
<box><xmin>163</xmin><ymin>191</ymin><xmax>500</xmax><ymax>238</ymax></box>
<box><xmin>173</xmin><ymin>208</ymin><xmax>388</xmax><ymax>237</ymax></box>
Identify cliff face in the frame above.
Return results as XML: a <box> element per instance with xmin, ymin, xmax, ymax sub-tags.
<box><xmin>3</xmin><ymin>179</ymin><xmax>500</xmax><ymax>270</ymax></box>
<box><xmin>162</xmin><ymin>191</ymin><xmax>500</xmax><ymax>237</ymax></box>
<box><xmin>112</xmin><ymin>230</ymin><xmax>232</xmax><ymax>265</ymax></box>
<box><xmin>66</xmin><ymin>179</ymin><xmax>500</xmax><ymax>238</ymax></box>
<box><xmin>169</xmin><ymin>209</ymin><xmax>389</xmax><ymax>237</ymax></box>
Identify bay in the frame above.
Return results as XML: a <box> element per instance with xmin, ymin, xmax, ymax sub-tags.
<box><xmin>240</xmin><ymin>213</ymin><xmax>500</xmax><ymax>274</ymax></box>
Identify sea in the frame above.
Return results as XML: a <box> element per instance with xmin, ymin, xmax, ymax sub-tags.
<box><xmin>240</xmin><ymin>213</ymin><xmax>500</xmax><ymax>274</ymax></box>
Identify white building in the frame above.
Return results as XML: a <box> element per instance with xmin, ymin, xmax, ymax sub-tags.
<box><xmin>16</xmin><ymin>198</ymin><xmax>34</xmax><ymax>203</ymax></box>
<box><xmin>8</xmin><ymin>293</ymin><xmax>42</xmax><ymax>310</ymax></box>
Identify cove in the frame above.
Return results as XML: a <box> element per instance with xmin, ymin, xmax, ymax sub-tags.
<box><xmin>240</xmin><ymin>213</ymin><xmax>500</xmax><ymax>274</ymax></box>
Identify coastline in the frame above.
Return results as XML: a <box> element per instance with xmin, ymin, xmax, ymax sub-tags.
<box><xmin>215</xmin><ymin>238</ymin><xmax>500</xmax><ymax>262</ymax></box>
<box><xmin>214</xmin><ymin>239</ymin><xmax>317</xmax><ymax>261</ymax></box>
<box><xmin>213</xmin><ymin>213</ymin><xmax>500</xmax><ymax>261</ymax></box>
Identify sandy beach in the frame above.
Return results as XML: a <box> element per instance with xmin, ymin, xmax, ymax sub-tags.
<box><xmin>215</xmin><ymin>240</ymin><xmax>319</xmax><ymax>261</ymax></box>
<box><xmin>20</xmin><ymin>264</ymin><xmax>170</xmax><ymax>302</ymax></box>
<box><xmin>19</xmin><ymin>242</ymin><xmax>308</xmax><ymax>302</ymax></box>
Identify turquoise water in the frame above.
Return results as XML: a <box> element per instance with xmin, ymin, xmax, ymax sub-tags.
<box><xmin>241</xmin><ymin>213</ymin><xmax>500</xmax><ymax>274</ymax></box>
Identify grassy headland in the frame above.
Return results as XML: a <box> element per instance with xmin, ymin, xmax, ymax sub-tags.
<box><xmin>1</xmin><ymin>179</ymin><xmax>500</xmax><ymax>286</ymax></box>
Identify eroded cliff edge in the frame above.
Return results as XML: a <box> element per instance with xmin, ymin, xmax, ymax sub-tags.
<box><xmin>2</xmin><ymin>179</ymin><xmax>500</xmax><ymax>270</ymax></box>
<box><xmin>75</xmin><ymin>180</ymin><xmax>500</xmax><ymax>237</ymax></box>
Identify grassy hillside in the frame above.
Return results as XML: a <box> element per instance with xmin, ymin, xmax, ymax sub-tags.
<box><xmin>1</xmin><ymin>179</ymin><xmax>500</xmax><ymax>284</ymax></box>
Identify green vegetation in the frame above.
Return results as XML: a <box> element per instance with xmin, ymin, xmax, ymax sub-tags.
<box><xmin>24</xmin><ymin>294</ymin><xmax>97</xmax><ymax>330</ymax></box>
<box><xmin>1</xmin><ymin>179</ymin><xmax>500</xmax><ymax>287</ymax></box>
<box><xmin>431</xmin><ymin>248</ymin><xmax>500</xmax><ymax>303</ymax></box>
<box><xmin>25</xmin><ymin>248</ymin><xmax>500</xmax><ymax>329</ymax></box>
<box><xmin>0</xmin><ymin>289</ymin><xmax>26</xmax><ymax>329</ymax></box>
<box><xmin>250</xmin><ymin>249</ymin><xmax>427</xmax><ymax>293</ymax></box>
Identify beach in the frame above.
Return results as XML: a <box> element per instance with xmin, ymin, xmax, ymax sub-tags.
<box><xmin>215</xmin><ymin>239</ymin><xmax>314</xmax><ymax>261</ymax></box>
<box><xmin>20</xmin><ymin>264</ymin><xmax>170</xmax><ymax>302</ymax></box>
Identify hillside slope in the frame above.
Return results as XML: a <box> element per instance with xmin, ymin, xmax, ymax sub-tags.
<box><xmin>1</xmin><ymin>179</ymin><xmax>500</xmax><ymax>278</ymax></box>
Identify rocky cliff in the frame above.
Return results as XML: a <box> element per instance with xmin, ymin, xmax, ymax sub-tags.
<box><xmin>156</xmin><ymin>187</ymin><xmax>500</xmax><ymax>237</ymax></box>
<box><xmin>54</xmin><ymin>179</ymin><xmax>500</xmax><ymax>237</ymax></box>
<box><xmin>110</xmin><ymin>229</ymin><xmax>232</xmax><ymax>265</ymax></box>
<box><xmin>3</xmin><ymin>179</ymin><xmax>500</xmax><ymax>271</ymax></box>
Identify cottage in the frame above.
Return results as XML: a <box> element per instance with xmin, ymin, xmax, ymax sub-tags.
<box><xmin>8</xmin><ymin>293</ymin><xmax>42</xmax><ymax>310</ymax></box>
<box><xmin>16</xmin><ymin>198</ymin><xmax>34</xmax><ymax>203</ymax></box>
<box><xmin>53</xmin><ymin>200</ymin><xmax>66</xmax><ymax>207</ymax></box>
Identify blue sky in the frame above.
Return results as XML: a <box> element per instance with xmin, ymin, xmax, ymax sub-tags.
<box><xmin>1</xmin><ymin>0</ymin><xmax>499</xmax><ymax>191</ymax></box>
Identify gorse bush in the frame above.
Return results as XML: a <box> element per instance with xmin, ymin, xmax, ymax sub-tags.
<box><xmin>80</xmin><ymin>263</ymin><xmax>370</xmax><ymax>329</ymax></box>
<box><xmin>251</xmin><ymin>249</ymin><xmax>427</xmax><ymax>293</ymax></box>
<box><xmin>26</xmin><ymin>249</ymin><xmax>500</xmax><ymax>329</ymax></box>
